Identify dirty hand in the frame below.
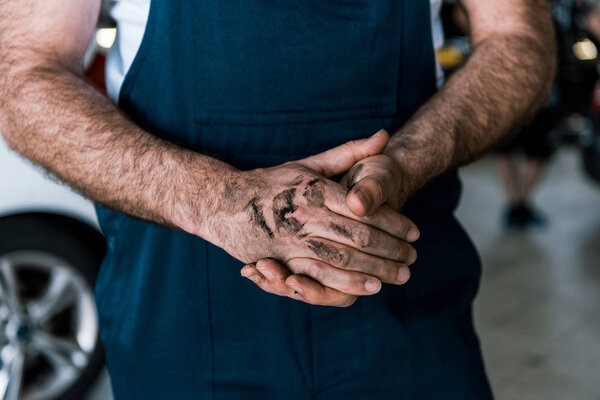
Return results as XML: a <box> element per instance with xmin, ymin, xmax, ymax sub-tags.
<box><xmin>236</xmin><ymin>130</ymin><xmax>419</xmax><ymax>307</ymax></box>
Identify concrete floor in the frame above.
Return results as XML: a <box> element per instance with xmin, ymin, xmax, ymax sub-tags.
<box><xmin>457</xmin><ymin>148</ymin><xmax>600</xmax><ymax>400</ymax></box>
<box><xmin>86</xmin><ymin>147</ymin><xmax>600</xmax><ymax>400</ymax></box>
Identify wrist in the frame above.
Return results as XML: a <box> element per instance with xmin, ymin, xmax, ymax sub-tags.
<box><xmin>385</xmin><ymin>152</ymin><xmax>422</xmax><ymax>206</ymax></box>
<box><xmin>199</xmin><ymin>167</ymin><xmax>270</xmax><ymax>253</ymax></box>
<box><xmin>384</xmin><ymin>127</ymin><xmax>453</xmax><ymax>201</ymax></box>
<box><xmin>169</xmin><ymin>151</ymin><xmax>244</xmax><ymax>239</ymax></box>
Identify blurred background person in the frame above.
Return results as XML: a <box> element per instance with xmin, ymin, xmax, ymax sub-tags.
<box><xmin>497</xmin><ymin>0</ymin><xmax>600</xmax><ymax>231</ymax></box>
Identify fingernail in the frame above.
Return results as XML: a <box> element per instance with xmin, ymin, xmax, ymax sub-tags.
<box><xmin>407</xmin><ymin>229</ymin><xmax>420</xmax><ymax>242</ymax></box>
<box><xmin>397</xmin><ymin>266</ymin><xmax>410</xmax><ymax>283</ymax></box>
<box><xmin>288</xmin><ymin>282</ymin><xmax>303</xmax><ymax>294</ymax></box>
<box><xmin>371</xmin><ymin>129</ymin><xmax>384</xmax><ymax>138</ymax></box>
<box><xmin>240</xmin><ymin>266</ymin><xmax>252</xmax><ymax>277</ymax></box>
<box><xmin>365</xmin><ymin>279</ymin><xmax>381</xmax><ymax>293</ymax></box>
<box><xmin>256</xmin><ymin>265</ymin><xmax>273</xmax><ymax>280</ymax></box>
<box><xmin>354</xmin><ymin>188</ymin><xmax>371</xmax><ymax>210</ymax></box>
<box><xmin>246</xmin><ymin>275</ymin><xmax>259</xmax><ymax>283</ymax></box>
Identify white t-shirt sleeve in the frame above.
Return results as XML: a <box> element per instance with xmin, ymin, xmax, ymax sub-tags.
<box><xmin>105</xmin><ymin>0</ymin><xmax>151</xmax><ymax>103</ymax></box>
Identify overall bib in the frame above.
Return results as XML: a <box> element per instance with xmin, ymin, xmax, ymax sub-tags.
<box><xmin>95</xmin><ymin>1</ymin><xmax>494</xmax><ymax>398</ymax></box>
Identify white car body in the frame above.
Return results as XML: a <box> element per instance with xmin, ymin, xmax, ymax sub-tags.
<box><xmin>0</xmin><ymin>135</ymin><xmax>99</xmax><ymax>229</ymax></box>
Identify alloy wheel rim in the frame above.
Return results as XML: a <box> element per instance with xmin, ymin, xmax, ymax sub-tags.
<box><xmin>0</xmin><ymin>251</ymin><xmax>98</xmax><ymax>400</ymax></box>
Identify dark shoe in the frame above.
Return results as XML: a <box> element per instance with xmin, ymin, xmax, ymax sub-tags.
<box><xmin>519</xmin><ymin>203</ymin><xmax>547</xmax><ymax>229</ymax></box>
<box><xmin>504</xmin><ymin>205</ymin><xmax>526</xmax><ymax>231</ymax></box>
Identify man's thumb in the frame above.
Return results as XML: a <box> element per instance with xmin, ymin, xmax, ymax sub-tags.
<box><xmin>296</xmin><ymin>129</ymin><xmax>389</xmax><ymax>177</ymax></box>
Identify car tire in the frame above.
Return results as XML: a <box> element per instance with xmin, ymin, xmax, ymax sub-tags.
<box><xmin>0</xmin><ymin>212</ymin><xmax>106</xmax><ymax>400</ymax></box>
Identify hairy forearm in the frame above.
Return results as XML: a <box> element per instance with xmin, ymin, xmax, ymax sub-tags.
<box><xmin>386</xmin><ymin>8</ymin><xmax>556</xmax><ymax>195</ymax></box>
<box><xmin>0</xmin><ymin>62</ymin><xmax>236</xmax><ymax>236</ymax></box>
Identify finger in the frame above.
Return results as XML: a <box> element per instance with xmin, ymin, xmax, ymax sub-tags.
<box><xmin>347</xmin><ymin>174</ymin><xmax>393</xmax><ymax>217</ymax></box>
<box><xmin>290</xmin><ymin>237</ymin><xmax>412</xmax><ymax>285</ymax></box>
<box><xmin>341</xmin><ymin>155</ymin><xmax>399</xmax><ymax>216</ymax></box>
<box><xmin>287</xmin><ymin>257</ymin><xmax>381</xmax><ymax>296</ymax></box>
<box><xmin>296</xmin><ymin>130</ymin><xmax>389</xmax><ymax>178</ymax></box>
<box><xmin>243</xmin><ymin>261</ymin><xmax>356</xmax><ymax>307</ymax></box>
<box><xmin>286</xmin><ymin>275</ymin><xmax>358</xmax><ymax>307</ymax></box>
<box><xmin>255</xmin><ymin>259</ymin><xmax>293</xmax><ymax>291</ymax></box>
<box><xmin>325</xmin><ymin>184</ymin><xmax>420</xmax><ymax>242</ymax></box>
<box><xmin>301</xmin><ymin>209</ymin><xmax>417</xmax><ymax>263</ymax></box>
<box><xmin>245</xmin><ymin>259</ymin><xmax>333</xmax><ymax>301</ymax></box>
<box><xmin>241</xmin><ymin>263</ymin><xmax>299</xmax><ymax>298</ymax></box>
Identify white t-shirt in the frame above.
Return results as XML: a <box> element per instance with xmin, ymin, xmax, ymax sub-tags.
<box><xmin>106</xmin><ymin>0</ymin><xmax>445</xmax><ymax>101</ymax></box>
<box><xmin>431</xmin><ymin>0</ymin><xmax>445</xmax><ymax>87</ymax></box>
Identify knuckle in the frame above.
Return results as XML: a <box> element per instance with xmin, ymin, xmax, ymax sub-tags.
<box><xmin>340</xmin><ymin>142</ymin><xmax>353</xmax><ymax>154</ymax></box>
<box><xmin>342</xmin><ymin>141</ymin><xmax>358</xmax><ymax>157</ymax></box>
<box><xmin>335</xmin><ymin>248</ymin><xmax>351</xmax><ymax>267</ymax></box>
<box><xmin>311</xmin><ymin>263</ymin><xmax>326</xmax><ymax>283</ymax></box>
<box><xmin>355</xmin><ymin>227</ymin><xmax>372</xmax><ymax>248</ymax></box>
<box><xmin>292</xmin><ymin>206</ymin><xmax>310</xmax><ymax>221</ymax></box>
<box><xmin>344</xmin><ymin>140</ymin><xmax>358</xmax><ymax>148</ymax></box>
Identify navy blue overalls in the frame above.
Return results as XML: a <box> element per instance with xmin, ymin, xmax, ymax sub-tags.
<box><xmin>94</xmin><ymin>1</ymin><xmax>494</xmax><ymax>398</ymax></box>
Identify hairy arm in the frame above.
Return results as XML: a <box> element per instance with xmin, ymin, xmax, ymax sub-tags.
<box><xmin>384</xmin><ymin>0</ymin><xmax>556</xmax><ymax>201</ymax></box>
<box><xmin>0</xmin><ymin>0</ymin><xmax>236</xmax><ymax>235</ymax></box>
<box><xmin>0</xmin><ymin>0</ymin><xmax>421</xmax><ymax>306</ymax></box>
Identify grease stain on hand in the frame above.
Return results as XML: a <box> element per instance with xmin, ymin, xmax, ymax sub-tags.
<box><xmin>248</xmin><ymin>197</ymin><xmax>274</xmax><ymax>238</ymax></box>
<box><xmin>273</xmin><ymin>188</ymin><xmax>304</xmax><ymax>234</ymax></box>
<box><xmin>329</xmin><ymin>222</ymin><xmax>353</xmax><ymax>241</ymax></box>
<box><xmin>302</xmin><ymin>178</ymin><xmax>325</xmax><ymax>208</ymax></box>
<box><xmin>307</xmin><ymin>239</ymin><xmax>345</xmax><ymax>265</ymax></box>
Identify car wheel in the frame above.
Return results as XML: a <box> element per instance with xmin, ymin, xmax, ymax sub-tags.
<box><xmin>0</xmin><ymin>213</ymin><xmax>106</xmax><ymax>400</ymax></box>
